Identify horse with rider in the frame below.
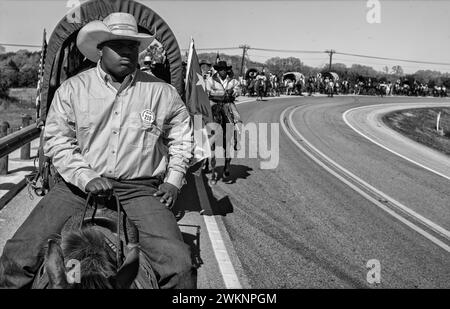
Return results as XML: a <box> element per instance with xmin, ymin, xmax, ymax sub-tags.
<box><xmin>0</xmin><ymin>7</ymin><xmax>197</xmax><ymax>289</ymax></box>
<box><xmin>254</xmin><ymin>71</ymin><xmax>268</xmax><ymax>100</ymax></box>
<box><xmin>204</xmin><ymin>61</ymin><xmax>243</xmax><ymax>184</ymax></box>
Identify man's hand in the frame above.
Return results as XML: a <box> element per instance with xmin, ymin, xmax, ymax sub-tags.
<box><xmin>153</xmin><ymin>182</ymin><xmax>179</xmax><ymax>209</ymax></box>
<box><xmin>85</xmin><ymin>177</ymin><xmax>113</xmax><ymax>197</ymax></box>
<box><xmin>225</xmin><ymin>89</ymin><xmax>234</xmax><ymax>96</ymax></box>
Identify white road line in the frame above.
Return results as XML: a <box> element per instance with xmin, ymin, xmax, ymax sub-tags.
<box><xmin>234</xmin><ymin>94</ymin><xmax>304</xmax><ymax>106</ymax></box>
<box><xmin>235</xmin><ymin>98</ymin><xmax>256</xmax><ymax>105</ymax></box>
<box><xmin>203</xmin><ymin>215</ymin><xmax>242</xmax><ymax>288</ymax></box>
<box><xmin>280</xmin><ymin>106</ymin><xmax>450</xmax><ymax>253</ymax></box>
<box><xmin>343</xmin><ymin>104</ymin><xmax>450</xmax><ymax>182</ymax></box>
<box><xmin>199</xmin><ymin>95</ymin><xmax>298</xmax><ymax>289</ymax></box>
<box><xmin>291</xmin><ymin>105</ymin><xmax>450</xmax><ymax>240</ymax></box>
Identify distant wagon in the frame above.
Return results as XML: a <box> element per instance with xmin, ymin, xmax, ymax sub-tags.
<box><xmin>322</xmin><ymin>71</ymin><xmax>339</xmax><ymax>81</ymax></box>
<box><xmin>282</xmin><ymin>72</ymin><xmax>305</xmax><ymax>83</ymax></box>
<box><xmin>282</xmin><ymin>72</ymin><xmax>305</xmax><ymax>95</ymax></box>
<box><xmin>245</xmin><ymin>68</ymin><xmax>259</xmax><ymax>80</ymax></box>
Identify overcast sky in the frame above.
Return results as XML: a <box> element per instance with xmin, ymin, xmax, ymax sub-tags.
<box><xmin>1</xmin><ymin>0</ymin><xmax>450</xmax><ymax>73</ymax></box>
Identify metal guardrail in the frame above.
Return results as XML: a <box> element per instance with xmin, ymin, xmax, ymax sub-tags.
<box><xmin>0</xmin><ymin>124</ymin><xmax>41</xmax><ymax>210</ymax></box>
<box><xmin>0</xmin><ymin>124</ymin><xmax>41</xmax><ymax>158</ymax></box>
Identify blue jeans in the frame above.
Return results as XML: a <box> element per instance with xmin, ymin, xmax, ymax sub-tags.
<box><xmin>0</xmin><ymin>178</ymin><xmax>196</xmax><ymax>289</ymax></box>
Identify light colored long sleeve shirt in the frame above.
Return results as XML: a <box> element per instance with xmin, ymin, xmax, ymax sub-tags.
<box><xmin>43</xmin><ymin>62</ymin><xmax>193</xmax><ymax>191</ymax></box>
<box><xmin>205</xmin><ymin>75</ymin><xmax>241</xmax><ymax>98</ymax></box>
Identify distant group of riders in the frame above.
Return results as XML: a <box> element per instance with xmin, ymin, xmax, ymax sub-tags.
<box><xmin>221</xmin><ymin>70</ymin><xmax>449</xmax><ymax>99</ymax></box>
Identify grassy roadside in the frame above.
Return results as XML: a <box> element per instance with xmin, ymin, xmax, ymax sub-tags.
<box><xmin>382</xmin><ymin>108</ymin><xmax>450</xmax><ymax>156</ymax></box>
<box><xmin>0</xmin><ymin>98</ymin><xmax>36</xmax><ymax>131</ymax></box>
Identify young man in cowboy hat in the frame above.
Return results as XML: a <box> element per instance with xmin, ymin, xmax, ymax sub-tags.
<box><xmin>205</xmin><ymin>61</ymin><xmax>242</xmax><ymax>180</ymax></box>
<box><xmin>207</xmin><ymin>61</ymin><xmax>242</xmax><ymax>123</ymax></box>
<box><xmin>0</xmin><ymin>12</ymin><xmax>195</xmax><ymax>289</ymax></box>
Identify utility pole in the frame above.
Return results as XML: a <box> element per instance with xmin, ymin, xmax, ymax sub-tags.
<box><xmin>326</xmin><ymin>49</ymin><xmax>335</xmax><ymax>71</ymax></box>
<box><xmin>239</xmin><ymin>44</ymin><xmax>250</xmax><ymax>77</ymax></box>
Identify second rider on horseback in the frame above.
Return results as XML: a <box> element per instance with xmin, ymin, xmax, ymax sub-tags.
<box><xmin>204</xmin><ymin>61</ymin><xmax>243</xmax><ymax>184</ymax></box>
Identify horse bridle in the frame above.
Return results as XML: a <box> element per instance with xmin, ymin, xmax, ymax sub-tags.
<box><xmin>79</xmin><ymin>191</ymin><xmax>123</xmax><ymax>269</ymax></box>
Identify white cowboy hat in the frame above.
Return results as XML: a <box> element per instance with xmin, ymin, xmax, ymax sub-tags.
<box><xmin>143</xmin><ymin>55</ymin><xmax>152</xmax><ymax>63</ymax></box>
<box><xmin>76</xmin><ymin>12</ymin><xmax>154</xmax><ymax>63</ymax></box>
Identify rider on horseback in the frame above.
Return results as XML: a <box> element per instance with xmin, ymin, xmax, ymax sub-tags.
<box><xmin>204</xmin><ymin>61</ymin><xmax>242</xmax><ymax>181</ymax></box>
<box><xmin>0</xmin><ymin>13</ymin><xmax>196</xmax><ymax>289</ymax></box>
<box><xmin>255</xmin><ymin>71</ymin><xmax>267</xmax><ymax>100</ymax></box>
<box><xmin>307</xmin><ymin>75</ymin><xmax>315</xmax><ymax>96</ymax></box>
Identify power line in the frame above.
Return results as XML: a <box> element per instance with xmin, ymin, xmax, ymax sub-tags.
<box><xmin>1</xmin><ymin>42</ymin><xmax>241</xmax><ymax>52</ymax></box>
<box><xmin>251</xmin><ymin>47</ymin><xmax>324</xmax><ymax>54</ymax></box>
<box><xmin>333</xmin><ymin>57</ymin><xmax>446</xmax><ymax>71</ymax></box>
<box><xmin>335</xmin><ymin>51</ymin><xmax>450</xmax><ymax>66</ymax></box>
<box><xmin>180</xmin><ymin>47</ymin><xmax>239</xmax><ymax>52</ymax></box>
<box><xmin>247</xmin><ymin>52</ymin><xmax>327</xmax><ymax>62</ymax></box>
<box><xmin>334</xmin><ymin>55</ymin><xmax>450</xmax><ymax>67</ymax></box>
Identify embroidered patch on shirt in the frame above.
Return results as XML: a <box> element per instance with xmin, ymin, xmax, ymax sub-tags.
<box><xmin>140</xmin><ymin>109</ymin><xmax>155</xmax><ymax>128</ymax></box>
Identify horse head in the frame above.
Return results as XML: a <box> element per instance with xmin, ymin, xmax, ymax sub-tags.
<box><xmin>44</xmin><ymin>228</ymin><xmax>140</xmax><ymax>289</ymax></box>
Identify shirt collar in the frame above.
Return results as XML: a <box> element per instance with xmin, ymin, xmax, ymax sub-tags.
<box><xmin>96</xmin><ymin>60</ymin><xmax>138</xmax><ymax>88</ymax></box>
<box><xmin>214</xmin><ymin>74</ymin><xmax>229</xmax><ymax>83</ymax></box>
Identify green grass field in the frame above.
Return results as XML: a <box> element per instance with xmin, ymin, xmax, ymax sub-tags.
<box><xmin>382</xmin><ymin>107</ymin><xmax>450</xmax><ymax>156</ymax></box>
<box><xmin>0</xmin><ymin>98</ymin><xmax>36</xmax><ymax>132</ymax></box>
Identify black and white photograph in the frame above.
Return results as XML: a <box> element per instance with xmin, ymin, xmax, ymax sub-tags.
<box><xmin>0</xmin><ymin>0</ymin><xmax>449</xmax><ymax>296</ymax></box>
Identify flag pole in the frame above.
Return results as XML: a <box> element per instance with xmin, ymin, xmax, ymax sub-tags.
<box><xmin>185</xmin><ymin>37</ymin><xmax>194</xmax><ymax>90</ymax></box>
<box><xmin>184</xmin><ymin>36</ymin><xmax>214</xmax><ymax>216</ymax></box>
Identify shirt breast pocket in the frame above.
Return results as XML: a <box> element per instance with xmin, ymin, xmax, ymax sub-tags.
<box><xmin>128</xmin><ymin>121</ymin><xmax>163</xmax><ymax>149</ymax></box>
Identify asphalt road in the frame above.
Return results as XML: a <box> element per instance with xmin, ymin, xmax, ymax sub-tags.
<box><xmin>1</xmin><ymin>95</ymin><xmax>449</xmax><ymax>289</ymax></box>
<box><xmin>209</xmin><ymin>95</ymin><xmax>450</xmax><ymax>288</ymax></box>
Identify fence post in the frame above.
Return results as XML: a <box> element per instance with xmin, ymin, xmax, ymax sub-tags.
<box><xmin>20</xmin><ymin>114</ymin><xmax>33</xmax><ymax>159</ymax></box>
<box><xmin>0</xmin><ymin>121</ymin><xmax>10</xmax><ymax>175</ymax></box>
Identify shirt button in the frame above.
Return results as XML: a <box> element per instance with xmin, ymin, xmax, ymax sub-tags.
<box><xmin>112</xmin><ymin>150</ymin><xmax>116</xmax><ymax>154</ymax></box>
<box><xmin>113</xmin><ymin>130</ymin><xmax>118</xmax><ymax>134</ymax></box>
<box><xmin>114</xmin><ymin>111</ymin><xmax>119</xmax><ymax>115</ymax></box>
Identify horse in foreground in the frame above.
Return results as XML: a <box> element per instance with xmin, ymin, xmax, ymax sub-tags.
<box><xmin>41</xmin><ymin>230</ymin><xmax>139</xmax><ymax>289</ymax></box>
<box><xmin>207</xmin><ymin>104</ymin><xmax>234</xmax><ymax>184</ymax></box>
<box><xmin>203</xmin><ymin>94</ymin><xmax>241</xmax><ymax>185</ymax></box>
<box><xmin>32</xmin><ymin>195</ymin><xmax>158</xmax><ymax>289</ymax></box>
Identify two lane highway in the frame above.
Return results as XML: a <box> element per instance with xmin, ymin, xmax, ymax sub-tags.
<box><xmin>209</xmin><ymin>95</ymin><xmax>449</xmax><ymax>288</ymax></box>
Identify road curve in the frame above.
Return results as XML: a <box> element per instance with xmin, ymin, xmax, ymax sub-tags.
<box><xmin>344</xmin><ymin>103</ymin><xmax>450</xmax><ymax>180</ymax></box>
<box><xmin>209</xmin><ymin>95</ymin><xmax>449</xmax><ymax>288</ymax></box>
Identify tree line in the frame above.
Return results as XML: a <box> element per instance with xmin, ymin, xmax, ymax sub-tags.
<box><xmin>198</xmin><ymin>52</ymin><xmax>450</xmax><ymax>88</ymax></box>
<box><xmin>1</xmin><ymin>48</ymin><xmax>450</xmax><ymax>100</ymax></box>
<box><xmin>0</xmin><ymin>49</ymin><xmax>40</xmax><ymax>98</ymax></box>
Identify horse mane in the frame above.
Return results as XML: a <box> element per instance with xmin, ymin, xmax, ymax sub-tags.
<box><xmin>61</xmin><ymin>228</ymin><xmax>118</xmax><ymax>289</ymax></box>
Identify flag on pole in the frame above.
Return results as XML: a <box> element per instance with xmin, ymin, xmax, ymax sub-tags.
<box><xmin>185</xmin><ymin>38</ymin><xmax>212</xmax><ymax>163</ymax></box>
<box><xmin>36</xmin><ymin>29</ymin><xmax>47</xmax><ymax>121</ymax></box>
